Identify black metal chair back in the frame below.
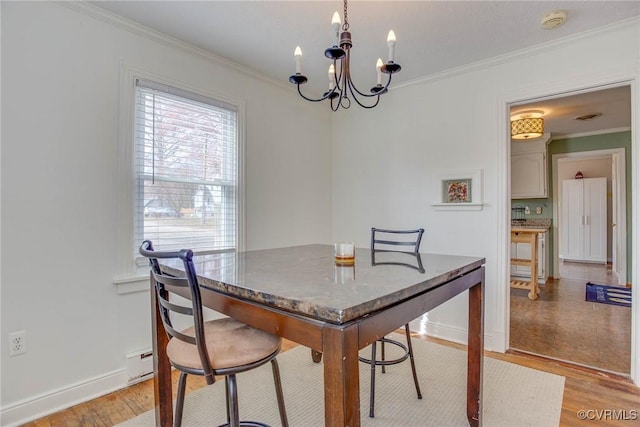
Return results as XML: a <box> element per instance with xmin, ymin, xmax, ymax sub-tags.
<box><xmin>139</xmin><ymin>240</ymin><xmax>215</xmax><ymax>384</ymax></box>
<box><xmin>371</xmin><ymin>227</ymin><xmax>424</xmax><ymax>253</ymax></box>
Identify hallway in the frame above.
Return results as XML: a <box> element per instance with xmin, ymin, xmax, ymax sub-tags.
<box><xmin>510</xmin><ymin>261</ymin><xmax>631</xmax><ymax>374</ymax></box>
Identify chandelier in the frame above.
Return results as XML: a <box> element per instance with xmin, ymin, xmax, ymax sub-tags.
<box><xmin>289</xmin><ymin>0</ymin><xmax>401</xmax><ymax>111</ymax></box>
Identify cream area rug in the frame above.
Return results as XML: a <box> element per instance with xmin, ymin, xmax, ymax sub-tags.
<box><xmin>119</xmin><ymin>334</ymin><xmax>564</xmax><ymax>427</ymax></box>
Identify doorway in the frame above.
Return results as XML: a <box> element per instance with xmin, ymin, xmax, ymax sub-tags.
<box><xmin>508</xmin><ymin>85</ymin><xmax>632</xmax><ymax>375</ymax></box>
<box><xmin>553</xmin><ymin>149</ymin><xmax>627</xmax><ymax>285</ymax></box>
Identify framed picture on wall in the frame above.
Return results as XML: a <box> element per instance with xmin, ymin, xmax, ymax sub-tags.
<box><xmin>442</xmin><ymin>178</ymin><xmax>472</xmax><ymax>203</ymax></box>
<box><xmin>432</xmin><ymin>169</ymin><xmax>483</xmax><ymax>210</ymax></box>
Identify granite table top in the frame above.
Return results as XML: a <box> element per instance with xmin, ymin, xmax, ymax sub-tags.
<box><xmin>159</xmin><ymin>244</ymin><xmax>485</xmax><ymax>325</ymax></box>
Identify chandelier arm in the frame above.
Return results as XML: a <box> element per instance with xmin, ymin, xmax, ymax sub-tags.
<box><xmin>374</xmin><ymin>72</ymin><xmax>395</xmax><ymax>94</ymax></box>
<box><xmin>346</xmin><ymin>81</ymin><xmax>381</xmax><ymax>109</ymax></box>
<box><xmin>296</xmin><ymin>84</ymin><xmax>338</xmax><ymax>103</ymax></box>
<box><xmin>346</xmin><ymin>77</ymin><xmax>384</xmax><ymax>98</ymax></box>
<box><xmin>330</xmin><ymin>95</ymin><xmax>340</xmax><ymax>111</ymax></box>
<box><xmin>348</xmin><ymin>71</ymin><xmax>394</xmax><ymax>98</ymax></box>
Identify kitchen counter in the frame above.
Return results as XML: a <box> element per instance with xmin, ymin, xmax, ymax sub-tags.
<box><xmin>511</xmin><ymin>218</ymin><xmax>551</xmax><ymax>230</ymax></box>
<box><xmin>512</xmin><ymin>227</ymin><xmax>548</xmax><ymax>234</ymax></box>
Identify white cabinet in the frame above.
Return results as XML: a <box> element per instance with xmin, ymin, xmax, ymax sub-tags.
<box><xmin>560</xmin><ymin>177</ymin><xmax>607</xmax><ymax>263</ymax></box>
<box><xmin>511</xmin><ymin>231</ymin><xmax>547</xmax><ymax>284</ymax></box>
<box><xmin>511</xmin><ymin>139</ymin><xmax>548</xmax><ymax>199</ymax></box>
<box><xmin>512</xmin><ymin>152</ymin><xmax>547</xmax><ymax>198</ymax></box>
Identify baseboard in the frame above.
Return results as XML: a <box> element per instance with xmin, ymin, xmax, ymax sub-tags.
<box><xmin>423</xmin><ymin>321</ymin><xmax>496</xmax><ymax>352</ymax></box>
<box><xmin>0</xmin><ymin>369</ymin><xmax>128</xmax><ymax>426</ymax></box>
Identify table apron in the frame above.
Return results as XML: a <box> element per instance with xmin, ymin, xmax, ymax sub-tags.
<box><xmin>357</xmin><ymin>267</ymin><xmax>484</xmax><ymax>348</ymax></box>
<box><xmin>190</xmin><ymin>287</ymin><xmax>326</xmax><ymax>350</ymax></box>
<box><xmin>185</xmin><ymin>266</ymin><xmax>482</xmax><ymax>353</ymax></box>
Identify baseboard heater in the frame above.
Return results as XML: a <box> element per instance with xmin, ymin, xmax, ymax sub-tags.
<box><xmin>126</xmin><ymin>349</ymin><xmax>154</xmax><ymax>385</ymax></box>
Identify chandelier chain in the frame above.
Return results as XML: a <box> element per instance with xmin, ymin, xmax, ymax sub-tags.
<box><xmin>343</xmin><ymin>0</ymin><xmax>349</xmax><ymax>31</ymax></box>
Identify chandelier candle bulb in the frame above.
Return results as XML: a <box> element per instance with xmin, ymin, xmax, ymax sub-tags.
<box><xmin>332</xmin><ymin>12</ymin><xmax>341</xmax><ymax>46</ymax></box>
<box><xmin>376</xmin><ymin>58</ymin><xmax>383</xmax><ymax>85</ymax></box>
<box><xmin>328</xmin><ymin>64</ymin><xmax>335</xmax><ymax>90</ymax></box>
<box><xmin>387</xmin><ymin>30</ymin><xmax>396</xmax><ymax>62</ymax></box>
<box><xmin>294</xmin><ymin>46</ymin><xmax>302</xmax><ymax>74</ymax></box>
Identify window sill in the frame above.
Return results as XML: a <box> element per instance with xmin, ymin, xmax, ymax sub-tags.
<box><xmin>114</xmin><ymin>275</ymin><xmax>150</xmax><ymax>295</ymax></box>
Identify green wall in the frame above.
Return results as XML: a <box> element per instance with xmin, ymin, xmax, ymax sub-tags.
<box><xmin>511</xmin><ymin>130</ymin><xmax>632</xmax><ymax>280</ymax></box>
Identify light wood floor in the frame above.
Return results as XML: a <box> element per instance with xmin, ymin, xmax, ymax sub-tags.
<box><xmin>510</xmin><ymin>261</ymin><xmax>631</xmax><ymax>374</ymax></box>
<box><xmin>25</xmin><ymin>333</ymin><xmax>640</xmax><ymax>427</ymax></box>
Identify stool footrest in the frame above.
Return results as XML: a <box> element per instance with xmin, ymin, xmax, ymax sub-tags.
<box><xmin>358</xmin><ymin>337</ymin><xmax>410</xmax><ymax>366</ymax></box>
<box><xmin>216</xmin><ymin>421</ymin><xmax>270</xmax><ymax>427</ymax></box>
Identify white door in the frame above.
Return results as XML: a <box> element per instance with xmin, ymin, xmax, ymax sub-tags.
<box><xmin>583</xmin><ymin>177</ymin><xmax>607</xmax><ymax>262</ymax></box>
<box><xmin>560</xmin><ymin>178</ymin><xmax>607</xmax><ymax>263</ymax></box>
<box><xmin>561</xmin><ymin>179</ymin><xmax>585</xmax><ymax>260</ymax></box>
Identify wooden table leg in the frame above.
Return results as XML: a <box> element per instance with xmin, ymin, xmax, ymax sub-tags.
<box><xmin>322</xmin><ymin>326</ymin><xmax>360</xmax><ymax>427</ymax></box>
<box><xmin>467</xmin><ymin>267</ymin><xmax>484</xmax><ymax>427</ymax></box>
<box><xmin>150</xmin><ymin>274</ymin><xmax>173</xmax><ymax>427</ymax></box>
<box><xmin>311</xmin><ymin>349</ymin><xmax>323</xmax><ymax>363</ymax></box>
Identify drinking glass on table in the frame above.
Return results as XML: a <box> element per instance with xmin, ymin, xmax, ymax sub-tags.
<box><xmin>334</xmin><ymin>242</ymin><xmax>355</xmax><ymax>265</ymax></box>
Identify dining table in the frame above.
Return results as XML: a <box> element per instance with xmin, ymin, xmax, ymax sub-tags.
<box><xmin>150</xmin><ymin>244</ymin><xmax>485</xmax><ymax>427</ymax></box>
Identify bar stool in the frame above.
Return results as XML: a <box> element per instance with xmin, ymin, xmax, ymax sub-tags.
<box><xmin>139</xmin><ymin>240</ymin><xmax>288</xmax><ymax>427</ymax></box>
<box><xmin>359</xmin><ymin>227</ymin><xmax>424</xmax><ymax>418</ymax></box>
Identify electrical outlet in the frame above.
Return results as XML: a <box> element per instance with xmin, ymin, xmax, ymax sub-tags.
<box><xmin>9</xmin><ymin>330</ymin><xmax>27</xmax><ymax>356</ymax></box>
<box><xmin>535</xmin><ymin>206</ymin><xmax>543</xmax><ymax>215</ymax></box>
<box><xmin>524</xmin><ymin>206</ymin><xmax>531</xmax><ymax>215</ymax></box>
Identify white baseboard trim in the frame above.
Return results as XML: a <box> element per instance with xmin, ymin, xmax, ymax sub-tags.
<box><xmin>0</xmin><ymin>369</ymin><xmax>128</xmax><ymax>426</ymax></box>
<box><xmin>424</xmin><ymin>321</ymin><xmax>496</xmax><ymax>352</ymax></box>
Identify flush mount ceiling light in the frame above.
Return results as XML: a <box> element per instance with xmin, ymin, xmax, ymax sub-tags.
<box><xmin>511</xmin><ymin>110</ymin><xmax>545</xmax><ymax>140</ymax></box>
<box><xmin>289</xmin><ymin>0</ymin><xmax>401</xmax><ymax>111</ymax></box>
<box><xmin>541</xmin><ymin>10</ymin><xmax>568</xmax><ymax>30</ymax></box>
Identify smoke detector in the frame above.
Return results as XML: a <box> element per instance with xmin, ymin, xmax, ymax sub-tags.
<box><xmin>541</xmin><ymin>10</ymin><xmax>568</xmax><ymax>30</ymax></box>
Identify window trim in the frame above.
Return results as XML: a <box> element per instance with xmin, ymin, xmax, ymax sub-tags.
<box><xmin>115</xmin><ymin>64</ymin><xmax>246</xmax><ymax>288</ymax></box>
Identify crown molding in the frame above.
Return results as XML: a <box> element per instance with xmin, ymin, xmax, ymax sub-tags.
<box><xmin>395</xmin><ymin>16</ymin><xmax>640</xmax><ymax>90</ymax></box>
<box><xmin>550</xmin><ymin>126</ymin><xmax>632</xmax><ymax>141</ymax></box>
<box><xmin>56</xmin><ymin>1</ymin><xmax>291</xmax><ymax>92</ymax></box>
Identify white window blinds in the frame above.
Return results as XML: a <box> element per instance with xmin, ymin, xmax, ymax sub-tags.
<box><xmin>134</xmin><ymin>80</ymin><xmax>238</xmax><ymax>254</ymax></box>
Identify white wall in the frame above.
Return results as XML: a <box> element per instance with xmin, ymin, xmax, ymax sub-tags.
<box><xmin>332</xmin><ymin>21</ymin><xmax>639</xmax><ymax>352</ymax></box>
<box><xmin>0</xmin><ymin>2</ymin><xmax>331</xmax><ymax>424</ymax></box>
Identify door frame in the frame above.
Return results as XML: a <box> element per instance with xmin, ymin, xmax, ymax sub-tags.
<box><xmin>552</xmin><ymin>149</ymin><xmax>626</xmax><ymax>284</ymax></box>
<box><xmin>497</xmin><ymin>76</ymin><xmax>638</xmax><ymax>384</ymax></box>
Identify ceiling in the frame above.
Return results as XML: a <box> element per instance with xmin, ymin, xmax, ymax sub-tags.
<box><xmin>512</xmin><ymin>85</ymin><xmax>631</xmax><ymax>139</ymax></box>
<box><xmin>89</xmin><ymin>0</ymin><xmax>636</xmax><ymax>136</ymax></box>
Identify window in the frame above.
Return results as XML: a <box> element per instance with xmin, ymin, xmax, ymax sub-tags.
<box><xmin>134</xmin><ymin>79</ymin><xmax>238</xmax><ymax>255</ymax></box>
